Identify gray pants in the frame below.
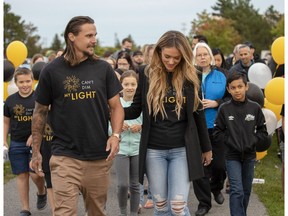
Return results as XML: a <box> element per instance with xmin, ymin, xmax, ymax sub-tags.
<box><xmin>115</xmin><ymin>154</ymin><xmax>140</xmax><ymax>216</ymax></box>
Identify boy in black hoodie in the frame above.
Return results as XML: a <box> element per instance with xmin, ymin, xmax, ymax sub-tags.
<box><xmin>213</xmin><ymin>72</ymin><xmax>268</xmax><ymax>216</ymax></box>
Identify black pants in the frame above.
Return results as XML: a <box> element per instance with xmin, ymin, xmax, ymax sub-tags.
<box><xmin>192</xmin><ymin>129</ymin><xmax>226</xmax><ymax>210</ymax></box>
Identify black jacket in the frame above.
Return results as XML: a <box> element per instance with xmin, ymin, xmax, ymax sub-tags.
<box><xmin>124</xmin><ymin>66</ymin><xmax>211</xmax><ymax>184</ymax></box>
<box><xmin>213</xmin><ymin>98</ymin><xmax>268</xmax><ymax>161</ymax></box>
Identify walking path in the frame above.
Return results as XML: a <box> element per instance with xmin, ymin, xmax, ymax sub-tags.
<box><xmin>4</xmin><ymin>164</ymin><xmax>268</xmax><ymax>216</ymax></box>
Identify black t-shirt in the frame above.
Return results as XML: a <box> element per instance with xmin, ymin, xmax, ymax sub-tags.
<box><xmin>40</xmin><ymin>112</ymin><xmax>53</xmax><ymax>172</ymax></box>
<box><xmin>35</xmin><ymin>56</ymin><xmax>122</xmax><ymax>160</ymax></box>
<box><xmin>148</xmin><ymin>72</ymin><xmax>187</xmax><ymax>149</ymax></box>
<box><xmin>4</xmin><ymin>91</ymin><xmax>35</xmax><ymax>142</ymax></box>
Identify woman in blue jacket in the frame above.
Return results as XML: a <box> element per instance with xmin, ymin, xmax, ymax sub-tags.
<box><xmin>191</xmin><ymin>42</ymin><xmax>229</xmax><ymax>216</ymax></box>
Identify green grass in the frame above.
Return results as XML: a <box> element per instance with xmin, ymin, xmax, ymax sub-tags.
<box><xmin>4</xmin><ymin>161</ymin><xmax>15</xmax><ymax>184</ymax></box>
<box><xmin>254</xmin><ymin>134</ymin><xmax>284</xmax><ymax>216</ymax></box>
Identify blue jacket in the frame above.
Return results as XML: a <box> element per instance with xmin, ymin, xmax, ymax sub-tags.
<box><xmin>201</xmin><ymin>68</ymin><xmax>227</xmax><ymax>128</ymax></box>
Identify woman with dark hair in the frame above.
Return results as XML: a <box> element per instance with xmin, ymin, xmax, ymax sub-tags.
<box><xmin>115</xmin><ymin>51</ymin><xmax>136</xmax><ymax>75</ymax></box>
<box><xmin>212</xmin><ymin>48</ymin><xmax>227</xmax><ymax>70</ymax></box>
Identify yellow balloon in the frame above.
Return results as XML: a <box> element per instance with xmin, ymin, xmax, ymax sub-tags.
<box><xmin>256</xmin><ymin>151</ymin><xmax>267</xmax><ymax>160</ymax></box>
<box><xmin>6</xmin><ymin>41</ymin><xmax>28</xmax><ymax>67</ymax></box>
<box><xmin>264</xmin><ymin>77</ymin><xmax>284</xmax><ymax>105</ymax></box>
<box><xmin>3</xmin><ymin>82</ymin><xmax>9</xmax><ymax>101</ymax></box>
<box><xmin>271</xmin><ymin>36</ymin><xmax>285</xmax><ymax>65</ymax></box>
<box><xmin>264</xmin><ymin>98</ymin><xmax>282</xmax><ymax>121</ymax></box>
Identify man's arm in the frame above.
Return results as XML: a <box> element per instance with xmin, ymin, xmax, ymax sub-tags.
<box><xmin>106</xmin><ymin>94</ymin><xmax>124</xmax><ymax>161</ymax></box>
<box><xmin>31</xmin><ymin>102</ymin><xmax>49</xmax><ymax>176</ymax></box>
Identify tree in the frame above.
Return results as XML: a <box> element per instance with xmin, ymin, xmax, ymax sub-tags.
<box><xmin>264</xmin><ymin>6</ymin><xmax>284</xmax><ymax>38</ymax></box>
<box><xmin>4</xmin><ymin>3</ymin><xmax>42</xmax><ymax>57</ymax></box>
<box><xmin>189</xmin><ymin>11</ymin><xmax>242</xmax><ymax>55</ymax></box>
<box><xmin>50</xmin><ymin>34</ymin><xmax>63</xmax><ymax>51</ymax></box>
<box><xmin>211</xmin><ymin>0</ymin><xmax>275</xmax><ymax>51</ymax></box>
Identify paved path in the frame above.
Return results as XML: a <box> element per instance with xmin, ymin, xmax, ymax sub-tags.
<box><xmin>4</xmin><ymin>164</ymin><xmax>268</xmax><ymax>216</ymax></box>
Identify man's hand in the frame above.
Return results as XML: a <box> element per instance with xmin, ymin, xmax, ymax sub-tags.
<box><xmin>30</xmin><ymin>151</ymin><xmax>44</xmax><ymax>177</ymax></box>
<box><xmin>106</xmin><ymin>136</ymin><xmax>120</xmax><ymax>161</ymax></box>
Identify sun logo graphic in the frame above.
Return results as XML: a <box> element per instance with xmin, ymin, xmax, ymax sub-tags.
<box><xmin>63</xmin><ymin>75</ymin><xmax>80</xmax><ymax>92</ymax></box>
<box><xmin>13</xmin><ymin>104</ymin><xmax>25</xmax><ymax>115</ymax></box>
<box><xmin>43</xmin><ymin>123</ymin><xmax>53</xmax><ymax>141</ymax></box>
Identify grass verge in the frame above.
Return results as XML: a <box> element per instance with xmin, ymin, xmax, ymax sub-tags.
<box><xmin>254</xmin><ymin>134</ymin><xmax>284</xmax><ymax>216</ymax></box>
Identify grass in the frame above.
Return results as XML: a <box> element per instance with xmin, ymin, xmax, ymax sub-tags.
<box><xmin>253</xmin><ymin>133</ymin><xmax>284</xmax><ymax>216</ymax></box>
<box><xmin>3</xmin><ymin>134</ymin><xmax>284</xmax><ymax>215</ymax></box>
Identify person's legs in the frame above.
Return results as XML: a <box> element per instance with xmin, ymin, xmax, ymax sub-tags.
<box><xmin>192</xmin><ymin>166</ymin><xmax>212</xmax><ymax>212</ymax></box>
<box><xmin>115</xmin><ymin>154</ymin><xmax>129</xmax><ymax>215</ymax></box>
<box><xmin>9</xmin><ymin>141</ymin><xmax>33</xmax><ymax>213</ymax></box>
<box><xmin>50</xmin><ymin>155</ymin><xmax>81</xmax><ymax>216</ymax></box>
<box><xmin>168</xmin><ymin>147</ymin><xmax>191</xmax><ymax>216</ymax></box>
<box><xmin>17</xmin><ymin>172</ymin><xmax>30</xmax><ymax>211</ymax></box>
<box><xmin>242</xmin><ymin>159</ymin><xmax>255</xmax><ymax>214</ymax></box>
<box><xmin>44</xmin><ymin>172</ymin><xmax>55</xmax><ymax>215</ymax></box>
<box><xmin>82</xmin><ymin>159</ymin><xmax>112</xmax><ymax>216</ymax></box>
<box><xmin>209</xmin><ymin>130</ymin><xmax>226</xmax><ymax>196</ymax></box>
<box><xmin>226</xmin><ymin>160</ymin><xmax>245</xmax><ymax>216</ymax></box>
<box><xmin>129</xmin><ymin>155</ymin><xmax>140</xmax><ymax>216</ymax></box>
<box><xmin>146</xmin><ymin>147</ymin><xmax>190</xmax><ymax>216</ymax></box>
<box><xmin>146</xmin><ymin>148</ymin><xmax>169</xmax><ymax>216</ymax></box>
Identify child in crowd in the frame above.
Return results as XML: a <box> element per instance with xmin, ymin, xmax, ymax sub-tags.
<box><xmin>110</xmin><ymin>70</ymin><xmax>142</xmax><ymax>216</ymax></box>
<box><xmin>4</xmin><ymin>67</ymin><xmax>47</xmax><ymax>216</ymax></box>
<box><xmin>213</xmin><ymin>72</ymin><xmax>268</xmax><ymax>216</ymax></box>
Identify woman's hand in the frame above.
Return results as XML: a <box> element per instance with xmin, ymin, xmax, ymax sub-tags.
<box><xmin>202</xmin><ymin>150</ymin><xmax>213</xmax><ymax>166</ymax></box>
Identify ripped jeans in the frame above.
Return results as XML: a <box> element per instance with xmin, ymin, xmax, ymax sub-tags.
<box><xmin>146</xmin><ymin>147</ymin><xmax>191</xmax><ymax>216</ymax></box>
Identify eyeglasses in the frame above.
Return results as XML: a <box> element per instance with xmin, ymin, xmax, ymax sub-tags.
<box><xmin>196</xmin><ymin>53</ymin><xmax>209</xmax><ymax>58</ymax></box>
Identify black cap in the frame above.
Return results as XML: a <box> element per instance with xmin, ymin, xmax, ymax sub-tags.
<box><xmin>132</xmin><ymin>50</ymin><xmax>143</xmax><ymax>57</ymax></box>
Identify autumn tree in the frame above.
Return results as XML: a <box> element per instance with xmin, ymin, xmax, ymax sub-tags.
<box><xmin>189</xmin><ymin>11</ymin><xmax>242</xmax><ymax>55</ymax></box>
<box><xmin>211</xmin><ymin>0</ymin><xmax>277</xmax><ymax>51</ymax></box>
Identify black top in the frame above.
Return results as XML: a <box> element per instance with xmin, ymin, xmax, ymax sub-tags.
<box><xmin>36</xmin><ymin>56</ymin><xmax>122</xmax><ymax>160</ymax></box>
<box><xmin>149</xmin><ymin>72</ymin><xmax>187</xmax><ymax>149</ymax></box>
<box><xmin>213</xmin><ymin>98</ymin><xmax>268</xmax><ymax>161</ymax></box>
<box><xmin>4</xmin><ymin>91</ymin><xmax>35</xmax><ymax>142</ymax></box>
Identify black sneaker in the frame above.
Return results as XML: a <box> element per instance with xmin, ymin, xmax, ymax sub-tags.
<box><xmin>20</xmin><ymin>210</ymin><xmax>31</xmax><ymax>216</ymax></box>
<box><xmin>37</xmin><ymin>186</ymin><xmax>47</xmax><ymax>210</ymax></box>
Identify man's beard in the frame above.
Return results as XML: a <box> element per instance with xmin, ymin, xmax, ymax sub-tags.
<box><xmin>83</xmin><ymin>46</ymin><xmax>96</xmax><ymax>57</ymax></box>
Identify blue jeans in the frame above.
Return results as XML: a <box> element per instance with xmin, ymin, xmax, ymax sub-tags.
<box><xmin>146</xmin><ymin>147</ymin><xmax>191</xmax><ymax>216</ymax></box>
<box><xmin>226</xmin><ymin>159</ymin><xmax>255</xmax><ymax>216</ymax></box>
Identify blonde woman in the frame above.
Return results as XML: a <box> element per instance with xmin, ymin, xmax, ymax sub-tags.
<box><xmin>124</xmin><ymin>30</ymin><xmax>212</xmax><ymax>216</ymax></box>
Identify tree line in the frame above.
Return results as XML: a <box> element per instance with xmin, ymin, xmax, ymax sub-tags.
<box><xmin>4</xmin><ymin>0</ymin><xmax>284</xmax><ymax>58</ymax></box>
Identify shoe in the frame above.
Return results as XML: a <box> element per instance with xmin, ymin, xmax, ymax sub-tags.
<box><xmin>195</xmin><ymin>208</ymin><xmax>209</xmax><ymax>216</ymax></box>
<box><xmin>214</xmin><ymin>192</ymin><xmax>225</xmax><ymax>205</ymax></box>
<box><xmin>37</xmin><ymin>186</ymin><xmax>47</xmax><ymax>210</ymax></box>
<box><xmin>138</xmin><ymin>204</ymin><xmax>142</xmax><ymax>214</ymax></box>
<box><xmin>20</xmin><ymin>210</ymin><xmax>31</xmax><ymax>216</ymax></box>
<box><xmin>143</xmin><ymin>199</ymin><xmax>154</xmax><ymax>209</ymax></box>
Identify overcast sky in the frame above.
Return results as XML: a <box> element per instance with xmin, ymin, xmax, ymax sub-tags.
<box><xmin>5</xmin><ymin>0</ymin><xmax>285</xmax><ymax>48</ymax></box>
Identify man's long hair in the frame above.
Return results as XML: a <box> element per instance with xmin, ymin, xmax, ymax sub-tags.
<box><xmin>63</xmin><ymin>16</ymin><xmax>99</xmax><ymax>66</ymax></box>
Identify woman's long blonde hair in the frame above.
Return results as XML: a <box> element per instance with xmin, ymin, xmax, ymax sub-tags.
<box><xmin>146</xmin><ymin>30</ymin><xmax>201</xmax><ymax>120</ymax></box>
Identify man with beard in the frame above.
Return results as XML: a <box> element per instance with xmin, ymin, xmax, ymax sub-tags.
<box><xmin>30</xmin><ymin>16</ymin><xmax>124</xmax><ymax>216</ymax></box>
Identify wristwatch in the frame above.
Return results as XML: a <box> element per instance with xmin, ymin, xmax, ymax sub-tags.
<box><xmin>111</xmin><ymin>133</ymin><xmax>121</xmax><ymax>141</ymax></box>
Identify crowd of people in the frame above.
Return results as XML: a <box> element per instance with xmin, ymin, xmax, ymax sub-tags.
<box><xmin>4</xmin><ymin>15</ymin><xmax>283</xmax><ymax>216</ymax></box>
